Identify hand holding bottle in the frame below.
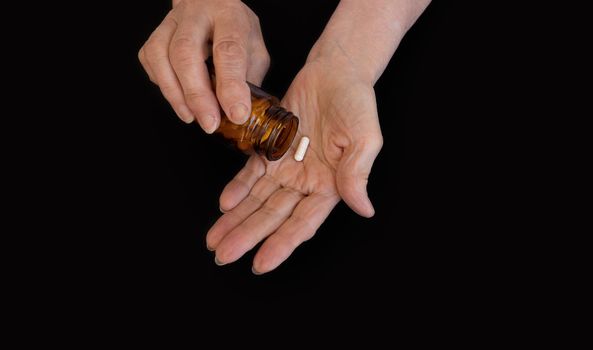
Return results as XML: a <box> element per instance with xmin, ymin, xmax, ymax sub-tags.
<box><xmin>138</xmin><ymin>0</ymin><xmax>270</xmax><ymax>133</ymax></box>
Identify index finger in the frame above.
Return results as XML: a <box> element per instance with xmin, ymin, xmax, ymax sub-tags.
<box><xmin>212</xmin><ymin>10</ymin><xmax>252</xmax><ymax>124</ymax></box>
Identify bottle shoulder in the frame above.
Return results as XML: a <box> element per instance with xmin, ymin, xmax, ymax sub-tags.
<box><xmin>248</xmin><ymin>82</ymin><xmax>279</xmax><ymax>105</ymax></box>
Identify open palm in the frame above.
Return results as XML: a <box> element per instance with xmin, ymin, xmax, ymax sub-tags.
<box><xmin>207</xmin><ymin>59</ymin><xmax>383</xmax><ymax>274</ymax></box>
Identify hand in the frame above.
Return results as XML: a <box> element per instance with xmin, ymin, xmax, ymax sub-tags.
<box><xmin>138</xmin><ymin>0</ymin><xmax>270</xmax><ymax>132</ymax></box>
<box><xmin>206</xmin><ymin>54</ymin><xmax>383</xmax><ymax>274</ymax></box>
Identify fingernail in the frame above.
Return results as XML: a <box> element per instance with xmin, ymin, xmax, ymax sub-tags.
<box><xmin>229</xmin><ymin>103</ymin><xmax>249</xmax><ymax>124</ymax></box>
<box><xmin>202</xmin><ymin>115</ymin><xmax>219</xmax><ymax>134</ymax></box>
<box><xmin>176</xmin><ymin>104</ymin><xmax>194</xmax><ymax>124</ymax></box>
<box><xmin>219</xmin><ymin>207</ymin><xmax>227</xmax><ymax>213</ymax></box>
<box><xmin>251</xmin><ymin>266</ymin><xmax>263</xmax><ymax>275</ymax></box>
<box><xmin>214</xmin><ymin>256</ymin><xmax>225</xmax><ymax>266</ymax></box>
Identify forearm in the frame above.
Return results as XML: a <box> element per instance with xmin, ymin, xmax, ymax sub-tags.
<box><xmin>308</xmin><ymin>0</ymin><xmax>431</xmax><ymax>85</ymax></box>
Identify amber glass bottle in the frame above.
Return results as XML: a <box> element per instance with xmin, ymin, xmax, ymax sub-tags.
<box><xmin>207</xmin><ymin>61</ymin><xmax>299</xmax><ymax>161</ymax></box>
<box><xmin>215</xmin><ymin>83</ymin><xmax>299</xmax><ymax>161</ymax></box>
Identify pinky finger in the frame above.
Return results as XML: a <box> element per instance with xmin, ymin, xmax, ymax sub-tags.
<box><xmin>138</xmin><ymin>47</ymin><xmax>156</xmax><ymax>84</ymax></box>
<box><xmin>144</xmin><ymin>15</ymin><xmax>195</xmax><ymax>124</ymax></box>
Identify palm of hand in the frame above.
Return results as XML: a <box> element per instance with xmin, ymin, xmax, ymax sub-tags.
<box><xmin>207</xmin><ymin>61</ymin><xmax>382</xmax><ymax>273</ymax></box>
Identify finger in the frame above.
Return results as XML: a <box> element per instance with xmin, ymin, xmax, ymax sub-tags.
<box><xmin>252</xmin><ymin>193</ymin><xmax>339</xmax><ymax>274</ymax></box>
<box><xmin>215</xmin><ymin>188</ymin><xmax>303</xmax><ymax>265</ymax></box>
<box><xmin>246</xmin><ymin>45</ymin><xmax>271</xmax><ymax>86</ymax></box>
<box><xmin>246</xmin><ymin>18</ymin><xmax>270</xmax><ymax>85</ymax></box>
<box><xmin>219</xmin><ymin>155</ymin><xmax>266</xmax><ymax>212</ymax></box>
<box><xmin>144</xmin><ymin>14</ymin><xmax>194</xmax><ymax>124</ymax></box>
<box><xmin>169</xmin><ymin>13</ymin><xmax>221</xmax><ymax>134</ymax></box>
<box><xmin>212</xmin><ymin>11</ymin><xmax>252</xmax><ymax>124</ymax></box>
<box><xmin>246</xmin><ymin>4</ymin><xmax>270</xmax><ymax>86</ymax></box>
<box><xmin>336</xmin><ymin>137</ymin><xmax>383</xmax><ymax>218</ymax></box>
<box><xmin>138</xmin><ymin>47</ymin><xmax>156</xmax><ymax>84</ymax></box>
<box><xmin>206</xmin><ymin>175</ymin><xmax>280</xmax><ymax>251</ymax></box>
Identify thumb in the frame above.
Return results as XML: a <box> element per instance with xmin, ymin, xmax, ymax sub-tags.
<box><xmin>336</xmin><ymin>137</ymin><xmax>383</xmax><ymax>218</ymax></box>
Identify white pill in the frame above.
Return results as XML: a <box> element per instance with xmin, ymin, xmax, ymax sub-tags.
<box><xmin>294</xmin><ymin>136</ymin><xmax>310</xmax><ymax>162</ymax></box>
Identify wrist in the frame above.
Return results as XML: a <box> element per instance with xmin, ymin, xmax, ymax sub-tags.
<box><xmin>308</xmin><ymin>0</ymin><xmax>430</xmax><ymax>85</ymax></box>
<box><xmin>306</xmin><ymin>37</ymin><xmax>388</xmax><ymax>86</ymax></box>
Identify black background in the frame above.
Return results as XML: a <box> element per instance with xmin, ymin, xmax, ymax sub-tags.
<box><xmin>15</xmin><ymin>0</ymin><xmax>538</xmax><ymax>320</ymax></box>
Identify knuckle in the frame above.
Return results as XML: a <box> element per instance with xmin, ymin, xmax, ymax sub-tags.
<box><xmin>244</xmin><ymin>6</ymin><xmax>260</xmax><ymax>22</ymax></box>
<box><xmin>163</xmin><ymin>9</ymin><xmax>177</xmax><ymax>21</ymax></box>
<box><xmin>170</xmin><ymin>36</ymin><xmax>193</xmax><ymax>56</ymax></box>
<box><xmin>266</xmin><ymin>194</ymin><xmax>283</xmax><ymax>208</ymax></box>
<box><xmin>231</xmin><ymin>175</ymin><xmax>251</xmax><ymax>191</ymax></box>
<box><xmin>218</xmin><ymin>79</ymin><xmax>248</xmax><ymax>98</ymax></box>
<box><xmin>263</xmin><ymin>51</ymin><xmax>271</xmax><ymax>65</ymax></box>
<box><xmin>374</xmin><ymin>134</ymin><xmax>384</xmax><ymax>151</ymax></box>
<box><xmin>219</xmin><ymin>78</ymin><xmax>245</xmax><ymax>90</ymax></box>
<box><xmin>289</xmin><ymin>230</ymin><xmax>315</xmax><ymax>248</ymax></box>
<box><xmin>290</xmin><ymin>216</ymin><xmax>316</xmax><ymax>242</ymax></box>
<box><xmin>172</xmin><ymin>1</ymin><xmax>186</xmax><ymax>11</ymax></box>
<box><xmin>363</xmin><ymin>134</ymin><xmax>383</xmax><ymax>153</ymax></box>
<box><xmin>272</xmin><ymin>238</ymin><xmax>294</xmax><ymax>256</ymax></box>
<box><xmin>171</xmin><ymin>53</ymin><xmax>194</xmax><ymax>69</ymax></box>
<box><xmin>214</xmin><ymin>38</ymin><xmax>246</xmax><ymax>60</ymax></box>
<box><xmin>300</xmin><ymin>227</ymin><xmax>318</xmax><ymax>243</ymax></box>
<box><xmin>143</xmin><ymin>41</ymin><xmax>162</xmax><ymax>63</ymax></box>
<box><xmin>245</xmin><ymin>193</ymin><xmax>264</xmax><ymax>207</ymax></box>
<box><xmin>170</xmin><ymin>36</ymin><xmax>193</xmax><ymax>51</ymax></box>
<box><xmin>300</xmin><ymin>231</ymin><xmax>316</xmax><ymax>243</ymax></box>
<box><xmin>259</xmin><ymin>204</ymin><xmax>278</xmax><ymax>217</ymax></box>
<box><xmin>184</xmin><ymin>89</ymin><xmax>209</xmax><ymax>102</ymax></box>
<box><xmin>254</xmin><ymin>49</ymin><xmax>271</xmax><ymax>69</ymax></box>
<box><xmin>137</xmin><ymin>47</ymin><xmax>145</xmax><ymax>64</ymax></box>
<box><xmin>143</xmin><ymin>40</ymin><xmax>156</xmax><ymax>55</ymax></box>
<box><xmin>170</xmin><ymin>39</ymin><xmax>201</xmax><ymax>68</ymax></box>
<box><xmin>220</xmin><ymin>2</ymin><xmax>248</xmax><ymax>17</ymax></box>
<box><xmin>266</xmin><ymin>189</ymin><xmax>295</xmax><ymax>209</ymax></box>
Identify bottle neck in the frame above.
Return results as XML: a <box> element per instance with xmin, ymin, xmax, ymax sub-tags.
<box><xmin>254</xmin><ymin>106</ymin><xmax>299</xmax><ymax>161</ymax></box>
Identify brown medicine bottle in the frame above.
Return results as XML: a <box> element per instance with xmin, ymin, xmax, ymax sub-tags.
<box><xmin>208</xmin><ymin>64</ymin><xmax>299</xmax><ymax>161</ymax></box>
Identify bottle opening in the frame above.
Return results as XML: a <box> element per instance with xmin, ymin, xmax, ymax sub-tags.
<box><xmin>268</xmin><ymin>116</ymin><xmax>299</xmax><ymax>160</ymax></box>
<box><xmin>258</xmin><ymin>106</ymin><xmax>299</xmax><ymax>161</ymax></box>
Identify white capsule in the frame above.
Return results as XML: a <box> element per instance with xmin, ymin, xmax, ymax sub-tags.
<box><xmin>294</xmin><ymin>136</ymin><xmax>310</xmax><ymax>162</ymax></box>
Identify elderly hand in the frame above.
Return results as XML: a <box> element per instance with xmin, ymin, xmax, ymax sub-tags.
<box><xmin>205</xmin><ymin>0</ymin><xmax>432</xmax><ymax>274</ymax></box>
<box><xmin>206</xmin><ymin>53</ymin><xmax>383</xmax><ymax>274</ymax></box>
<box><xmin>138</xmin><ymin>0</ymin><xmax>270</xmax><ymax>132</ymax></box>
